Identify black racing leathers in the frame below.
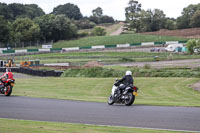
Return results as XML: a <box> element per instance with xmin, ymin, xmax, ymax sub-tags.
<box><xmin>118</xmin><ymin>75</ymin><xmax>133</xmax><ymax>87</ymax></box>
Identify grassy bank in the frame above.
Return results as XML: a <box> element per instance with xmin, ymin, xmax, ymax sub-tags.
<box><xmin>13</xmin><ymin>77</ymin><xmax>200</xmax><ymax>107</ymax></box>
<box><xmin>53</xmin><ymin>34</ymin><xmax>186</xmax><ymax>48</ymax></box>
<box><xmin>0</xmin><ymin>119</ymin><xmax>184</xmax><ymax>133</ymax></box>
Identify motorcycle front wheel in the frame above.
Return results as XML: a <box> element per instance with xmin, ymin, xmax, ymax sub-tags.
<box><xmin>125</xmin><ymin>92</ymin><xmax>135</xmax><ymax>106</ymax></box>
<box><xmin>108</xmin><ymin>95</ymin><xmax>115</xmax><ymax>105</ymax></box>
<box><xmin>4</xmin><ymin>85</ymin><xmax>12</xmax><ymax>96</ymax></box>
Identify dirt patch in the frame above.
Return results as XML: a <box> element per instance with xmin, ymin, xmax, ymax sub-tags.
<box><xmin>110</xmin><ymin>25</ymin><xmax>124</xmax><ymax>36</ymax></box>
<box><xmin>191</xmin><ymin>81</ymin><xmax>200</xmax><ymax>92</ymax></box>
<box><xmin>141</xmin><ymin>28</ymin><xmax>200</xmax><ymax>38</ymax></box>
<box><xmin>111</xmin><ymin>59</ymin><xmax>200</xmax><ymax>69</ymax></box>
<box><xmin>83</xmin><ymin>61</ymin><xmax>104</xmax><ymax>67</ymax></box>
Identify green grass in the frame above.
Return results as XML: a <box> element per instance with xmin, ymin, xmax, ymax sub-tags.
<box><xmin>53</xmin><ymin>34</ymin><xmax>187</xmax><ymax>48</ymax></box>
<box><xmin>6</xmin><ymin>51</ymin><xmax>200</xmax><ymax>65</ymax></box>
<box><xmin>0</xmin><ymin>118</ymin><xmax>184</xmax><ymax>133</ymax></box>
<box><xmin>13</xmin><ymin>77</ymin><xmax>200</xmax><ymax>107</ymax></box>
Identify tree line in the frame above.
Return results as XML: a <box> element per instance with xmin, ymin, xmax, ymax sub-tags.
<box><xmin>1</xmin><ymin>1</ymin><xmax>200</xmax><ymax>48</ymax></box>
<box><xmin>125</xmin><ymin>0</ymin><xmax>200</xmax><ymax>32</ymax></box>
<box><xmin>0</xmin><ymin>3</ymin><xmax>114</xmax><ymax>48</ymax></box>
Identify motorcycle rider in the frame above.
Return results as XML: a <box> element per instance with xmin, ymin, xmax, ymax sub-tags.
<box><xmin>116</xmin><ymin>70</ymin><xmax>133</xmax><ymax>95</ymax></box>
<box><xmin>0</xmin><ymin>68</ymin><xmax>13</xmax><ymax>87</ymax></box>
<box><xmin>0</xmin><ymin>68</ymin><xmax>13</xmax><ymax>79</ymax></box>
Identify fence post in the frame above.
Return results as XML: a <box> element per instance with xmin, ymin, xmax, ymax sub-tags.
<box><xmin>22</xmin><ymin>42</ymin><xmax>24</xmax><ymax>49</ymax></box>
<box><xmin>37</xmin><ymin>40</ymin><xmax>39</xmax><ymax>48</ymax></box>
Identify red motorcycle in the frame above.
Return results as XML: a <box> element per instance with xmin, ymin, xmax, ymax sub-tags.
<box><xmin>0</xmin><ymin>77</ymin><xmax>15</xmax><ymax>96</ymax></box>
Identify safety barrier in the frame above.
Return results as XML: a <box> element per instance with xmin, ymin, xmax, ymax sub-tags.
<box><xmin>0</xmin><ymin>40</ymin><xmax>187</xmax><ymax>54</ymax></box>
<box><xmin>0</xmin><ymin>67</ymin><xmax>63</xmax><ymax>77</ymax></box>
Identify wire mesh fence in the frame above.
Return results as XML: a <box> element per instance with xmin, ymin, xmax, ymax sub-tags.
<box><xmin>0</xmin><ymin>40</ymin><xmax>53</xmax><ymax>49</ymax></box>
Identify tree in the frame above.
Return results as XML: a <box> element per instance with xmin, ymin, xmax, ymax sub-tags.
<box><xmin>75</xmin><ymin>18</ymin><xmax>96</xmax><ymax>29</ymax></box>
<box><xmin>89</xmin><ymin>16</ymin><xmax>99</xmax><ymax>24</ymax></box>
<box><xmin>177</xmin><ymin>4</ymin><xmax>200</xmax><ymax>29</ymax></box>
<box><xmin>0</xmin><ymin>16</ymin><xmax>10</xmax><ymax>44</ymax></box>
<box><xmin>164</xmin><ymin>18</ymin><xmax>176</xmax><ymax>30</ymax></box>
<box><xmin>190</xmin><ymin>10</ymin><xmax>200</xmax><ymax>27</ymax></box>
<box><xmin>187</xmin><ymin>39</ymin><xmax>200</xmax><ymax>54</ymax></box>
<box><xmin>12</xmin><ymin>17</ymin><xmax>40</xmax><ymax>43</ymax></box>
<box><xmin>0</xmin><ymin>2</ymin><xmax>11</xmax><ymax>20</ymax></box>
<box><xmin>125</xmin><ymin>0</ymin><xmax>142</xmax><ymax>31</ymax></box>
<box><xmin>126</xmin><ymin>8</ymin><xmax>166</xmax><ymax>32</ymax></box>
<box><xmin>8</xmin><ymin>3</ymin><xmax>26</xmax><ymax>20</ymax></box>
<box><xmin>149</xmin><ymin>9</ymin><xmax>166</xmax><ymax>31</ymax></box>
<box><xmin>136</xmin><ymin>10</ymin><xmax>152</xmax><ymax>32</ymax></box>
<box><xmin>92</xmin><ymin>27</ymin><xmax>106</xmax><ymax>36</ymax></box>
<box><xmin>99</xmin><ymin>15</ymin><xmax>115</xmax><ymax>23</ymax></box>
<box><xmin>92</xmin><ymin>7</ymin><xmax>103</xmax><ymax>18</ymax></box>
<box><xmin>0</xmin><ymin>3</ymin><xmax>45</xmax><ymax>20</ymax></box>
<box><xmin>176</xmin><ymin>15</ymin><xmax>189</xmax><ymax>29</ymax></box>
<box><xmin>24</xmin><ymin>4</ymin><xmax>45</xmax><ymax>19</ymax></box>
<box><xmin>125</xmin><ymin>0</ymin><xmax>141</xmax><ymax>21</ymax></box>
<box><xmin>90</xmin><ymin>7</ymin><xmax>114</xmax><ymax>24</ymax></box>
<box><xmin>34</xmin><ymin>14</ymin><xmax>55</xmax><ymax>41</ymax></box>
<box><xmin>52</xmin><ymin>3</ymin><xmax>82</xmax><ymax>20</ymax></box>
<box><xmin>52</xmin><ymin>15</ymin><xmax>77</xmax><ymax>41</ymax></box>
<box><xmin>34</xmin><ymin>14</ymin><xmax>77</xmax><ymax>42</ymax></box>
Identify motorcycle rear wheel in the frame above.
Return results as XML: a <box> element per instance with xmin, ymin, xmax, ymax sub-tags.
<box><xmin>4</xmin><ymin>85</ymin><xmax>12</xmax><ymax>96</ymax></box>
<box><xmin>125</xmin><ymin>92</ymin><xmax>135</xmax><ymax>106</ymax></box>
<box><xmin>108</xmin><ymin>95</ymin><xmax>114</xmax><ymax>105</ymax></box>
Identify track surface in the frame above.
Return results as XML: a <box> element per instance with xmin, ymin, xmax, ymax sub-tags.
<box><xmin>0</xmin><ymin>96</ymin><xmax>200</xmax><ymax>132</ymax></box>
<box><xmin>109</xmin><ymin>59</ymin><xmax>200</xmax><ymax>68</ymax></box>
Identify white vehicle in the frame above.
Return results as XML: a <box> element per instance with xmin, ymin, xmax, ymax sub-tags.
<box><xmin>165</xmin><ymin>44</ymin><xmax>183</xmax><ymax>52</ymax></box>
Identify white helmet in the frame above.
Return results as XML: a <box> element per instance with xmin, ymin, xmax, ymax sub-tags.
<box><xmin>6</xmin><ymin>68</ymin><xmax>11</xmax><ymax>72</ymax></box>
<box><xmin>125</xmin><ymin>70</ymin><xmax>132</xmax><ymax>76</ymax></box>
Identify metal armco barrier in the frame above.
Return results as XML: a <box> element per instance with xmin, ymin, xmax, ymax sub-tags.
<box><xmin>0</xmin><ymin>67</ymin><xmax>63</xmax><ymax>77</ymax></box>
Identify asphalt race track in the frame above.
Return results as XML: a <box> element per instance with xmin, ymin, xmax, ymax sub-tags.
<box><xmin>0</xmin><ymin>96</ymin><xmax>200</xmax><ymax>132</ymax></box>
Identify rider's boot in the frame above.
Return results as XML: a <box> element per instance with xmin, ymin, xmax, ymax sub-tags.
<box><xmin>4</xmin><ymin>87</ymin><xmax>7</xmax><ymax>92</ymax></box>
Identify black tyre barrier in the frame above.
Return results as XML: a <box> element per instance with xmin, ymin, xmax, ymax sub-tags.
<box><xmin>0</xmin><ymin>67</ymin><xmax>63</xmax><ymax>77</ymax></box>
<box><xmin>54</xmin><ymin>71</ymin><xmax>63</xmax><ymax>77</ymax></box>
<box><xmin>0</xmin><ymin>68</ymin><xmax>6</xmax><ymax>72</ymax></box>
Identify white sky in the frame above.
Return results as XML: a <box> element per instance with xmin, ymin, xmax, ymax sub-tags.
<box><xmin>0</xmin><ymin>0</ymin><xmax>199</xmax><ymax>20</ymax></box>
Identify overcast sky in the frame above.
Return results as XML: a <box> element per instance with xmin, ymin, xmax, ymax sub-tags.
<box><xmin>0</xmin><ymin>0</ymin><xmax>199</xmax><ymax>20</ymax></box>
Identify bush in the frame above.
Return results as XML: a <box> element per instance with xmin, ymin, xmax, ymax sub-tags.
<box><xmin>78</xmin><ymin>32</ymin><xmax>89</xmax><ymax>38</ymax></box>
<box><xmin>61</xmin><ymin>67</ymin><xmax>123</xmax><ymax>77</ymax></box>
<box><xmin>92</xmin><ymin>27</ymin><xmax>106</xmax><ymax>36</ymax></box>
<box><xmin>75</xmin><ymin>19</ymin><xmax>96</xmax><ymax>29</ymax></box>
<box><xmin>144</xmin><ymin>64</ymin><xmax>151</xmax><ymax>69</ymax></box>
<box><xmin>61</xmin><ymin>67</ymin><xmax>200</xmax><ymax>78</ymax></box>
<box><xmin>187</xmin><ymin>39</ymin><xmax>200</xmax><ymax>54</ymax></box>
<box><xmin>119</xmin><ymin>58</ymin><xmax>135</xmax><ymax>62</ymax></box>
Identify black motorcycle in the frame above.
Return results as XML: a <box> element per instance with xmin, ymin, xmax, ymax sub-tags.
<box><xmin>108</xmin><ymin>79</ymin><xmax>138</xmax><ymax>106</ymax></box>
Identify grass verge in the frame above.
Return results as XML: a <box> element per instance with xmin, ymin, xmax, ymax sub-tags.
<box><xmin>7</xmin><ymin>51</ymin><xmax>200</xmax><ymax>64</ymax></box>
<box><xmin>53</xmin><ymin>34</ymin><xmax>186</xmax><ymax>48</ymax></box>
<box><xmin>0</xmin><ymin>118</ymin><xmax>188</xmax><ymax>133</ymax></box>
<box><xmin>13</xmin><ymin>77</ymin><xmax>200</xmax><ymax>107</ymax></box>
